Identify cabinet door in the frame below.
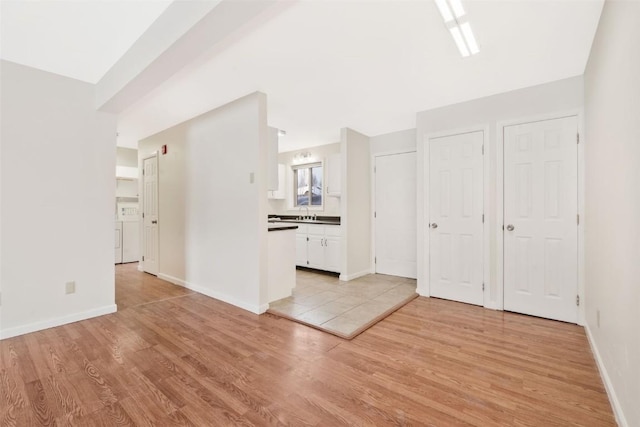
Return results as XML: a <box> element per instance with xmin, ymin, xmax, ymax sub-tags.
<box><xmin>274</xmin><ymin>164</ymin><xmax>286</xmax><ymax>199</ymax></box>
<box><xmin>307</xmin><ymin>235</ymin><xmax>325</xmax><ymax>269</ymax></box>
<box><xmin>267</xmin><ymin>128</ymin><xmax>279</xmax><ymax>191</ymax></box>
<box><xmin>326</xmin><ymin>153</ymin><xmax>341</xmax><ymax>196</ymax></box>
<box><xmin>324</xmin><ymin>236</ymin><xmax>341</xmax><ymax>273</ymax></box>
<box><xmin>295</xmin><ymin>233</ymin><xmax>308</xmax><ymax>267</ymax></box>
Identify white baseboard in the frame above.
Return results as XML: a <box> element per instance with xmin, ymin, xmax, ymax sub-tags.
<box><xmin>137</xmin><ymin>264</ymin><xmax>144</xmax><ymax>272</ymax></box>
<box><xmin>339</xmin><ymin>269</ymin><xmax>372</xmax><ymax>282</ymax></box>
<box><xmin>0</xmin><ymin>304</ymin><xmax>118</xmax><ymax>340</ymax></box>
<box><xmin>416</xmin><ymin>287</ymin><xmax>429</xmax><ymax>297</ymax></box>
<box><xmin>585</xmin><ymin>324</ymin><xmax>628</xmax><ymax>427</ymax></box>
<box><xmin>158</xmin><ymin>273</ymin><xmax>187</xmax><ymax>287</ymax></box>
<box><xmin>158</xmin><ymin>273</ymin><xmax>266</xmax><ymax>315</ymax></box>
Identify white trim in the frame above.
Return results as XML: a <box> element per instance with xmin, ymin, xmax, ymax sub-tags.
<box><xmin>0</xmin><ymin>304</ymin><xmax>118</xmax><ymax>340</ymax></box>
<box><xmin>339</xmin><ymin>269</ymin><xmax>372</xmax><ymax>282</ymax></box>
<box><xmin>158</xmin><ymin>273</ymin><xmax>267</xmax><ymax>314</ymax></box>
<box><xmin>137</xmin><ymin>264</ymin><xmax>144</xmax><ymax>272</ymax></box>
<box><xmin>371</xmin><ymin>149</ymin><xmax>418</xmax><ymax>277</ymax></box>
<box><xmin>585</xmin><ymin>324</ymin><xmax>629</xmax><ymax>427</ymax></box>
<box><xmin>421</xmin><ymin>124</ymin><xmax>491</xmax><ymax>306</ymax></box>
<box><xmin>496</xmin><ymin>110</ymin><xmax>584</xmax><ymax>324</ymax></box>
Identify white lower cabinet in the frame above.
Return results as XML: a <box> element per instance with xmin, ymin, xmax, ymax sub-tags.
<box><xmin>295</xmin><ymin>230</ymin><xmax>308</xmax><ymax>266</ymax></box>
<box><xmin>325</xmin><ymin>226</ymin><xmax>342</xmax><ymax>273</ymax></box>
<box><xmin>291</xmin><ymin>223</ymin><xmax>341</xmax><ymax>273</ymax></box>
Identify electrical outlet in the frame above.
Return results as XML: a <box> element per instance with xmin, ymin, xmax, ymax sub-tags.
<box><xmin>65</xmin><ymin>281</ymin><xmax>76</xmax><ymax>295</ymax></box>
<box><xmin>596</xmin><ymin>309</ymin><xmax>600</xmax><ymax>328</ymax></box>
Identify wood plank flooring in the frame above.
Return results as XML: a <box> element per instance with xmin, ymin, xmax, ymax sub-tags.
<box><xmin>0</xmin><ymin>265</ymin><xmax>615</xmax><ymax>426</ymax></box>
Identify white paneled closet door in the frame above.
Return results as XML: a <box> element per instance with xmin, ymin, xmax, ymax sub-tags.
<box><xmin>143</xmin><ymin>155</ymin><xmax>159</xmax><ymax>276</ymax></box>
<box><xmin>374</xmin><ymin>151</ymin><xmax>417</xmax><ymax>279</ymax></box>
<box><xmin>503</xmin><ymin>116</ymin><xmax>578</xmax><ymax>323</ymax></box>
<box><xmin>429</xmin><ymin>131</ymin><xmax>484</xmax><ymax>306</ymax></box>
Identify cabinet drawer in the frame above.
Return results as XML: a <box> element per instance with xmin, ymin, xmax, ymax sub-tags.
<box><xmin>307</xmin><ymin>224</ymin><xmax>325</xmax><ymax>235</ymax></box>
<box><xmin>325</xmin><ymin>225</ymin><xmax>341</xmax><ymax>237</ymax></box>
<box><xmin>294</xmin><ymin>224</ymin><xmax>308</xmax><ymax>235</ymax></box>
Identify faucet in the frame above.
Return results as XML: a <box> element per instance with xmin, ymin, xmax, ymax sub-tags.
<box><xmin>299</xmin><ymin>206</ymin><xmax>309</xmax><ymax>220</ymax></box>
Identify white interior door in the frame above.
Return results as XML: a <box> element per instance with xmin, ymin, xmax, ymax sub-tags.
<box><xmin>374</xmin><ymin>152</ymin><xmax>417</xmax><ymax>279</ymax></box>
<box><xmin>142</xmin><ymin>155</ymin><xmax>159</xmax><ymax>275</ymax></box>
<box><xmin>429</xmin><ymin>131</ymin><xmax>484</xmax><ymax>305</ymax></box>
<box><xmin>503</xmin><ymin>116</ymin><xmax>578</xmax><ymax>323</ymax></box>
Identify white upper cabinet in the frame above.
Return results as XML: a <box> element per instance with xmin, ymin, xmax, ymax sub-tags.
<box><xmin>326</xmin><ymin>153</ymin><xmax>341</xmax><ymax>197</ymax></box>
<box><xmin>269</xmin><ymin>164</ymin><xmax>286</xmax><ymax>200</ymax></box>
<box><xmin>267</xmin><ymin>127</ymin><xmax>279</xmax><ymax>191</ymax></box>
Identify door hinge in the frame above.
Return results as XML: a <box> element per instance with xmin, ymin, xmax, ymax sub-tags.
<box><xmin>482</xmin><ymin>283</ymin><xmax>485</xmax><ymax>291</ymax></box>
<box><xmin>576</xmin><ymin>295</ymin><xmax>580</xmax><ymax>306</ymax></box>
<box><xmin>375</xmin><ymin>257</ymin><xmax>377</xmax><ymax>264</ymax></box>
<box><xmin>306</xmin><ymin>237</ymin><xmax>309</xmax><ymax>241</ymax></box>
<box><xmin>577</xmin><ymin>133</ymin><xmax>580</xmax><ymax>144</ymax></box>
<box><xmin>142</xmin><ymin>256</ymin><xmax>145</xmax><ymax>261</ymax></box>
<box><xmin>307</xmin><ymin>261</ymin><xmax>309</xmax><ymax>265</ymax></box>
<box><xmin>482</xmin><ymin>214</ymin><xmax>484</xmax><ymax>224</ymax></box>
<box><xmin>482</xmin><ymin>145</ymin><xmax>484</xmax><ymax>155</ymax></box>
<box><xmin>577</xmin><ymin>214</ymin><xmax>580</xmax><ymax>225</ymax></box>
<box><xmin>374</xmin><ymin>211</ymin><xmax>377</xmax><ymax>218</ymax></box>
<box><xmin>142</xmin><ymin>212</ymin><xmax>145</xmax><ymax>219</ymax></box>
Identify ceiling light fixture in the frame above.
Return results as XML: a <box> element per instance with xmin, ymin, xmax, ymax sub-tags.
<box><xmin>448</xmin><ymin>0</ymin><xmax>466</xmax><ymax>19</ymax></box>
<box><xmin>434</xmin><ymin>0</ymin><xmax>454</xmax><ymax>22</ymax></box>
<box><xmin>435</xmin><ymin>0</ymin><xmax>479</xmax><ymax>58</ymax></box>
<box><xmin>449</xmin><ymin>26</ymin><xmax>470</xmax><ymax>57</ymax></box>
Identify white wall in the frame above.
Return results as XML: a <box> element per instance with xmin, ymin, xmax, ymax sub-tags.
<box><xmin>370</xmin><ymin>128</ymin><xmax>416</xmax><ymax>155</ymax></box>
<box><xmin>584</xmin><ymin>2</ymin><xmax>640</xmax><ymax>426</ymax></box>
<box><xmin>416</xmin><ymin>76</ymin><xmax>584</xmax><ymax>304</ymax></box>
<box><xmin>138</xmin><ymin>92</ymin><xmax>269</xmax><ymax>314</ymax></box>
<box><xmin>116</xmin><ymin>147</ymin><xmax>138</xmax><ymax>199</ymax></box>
<box><xmin>0</xmin><ymin>60</ymin><xmax>117</xmax><ymax>339</ymax></box>
<box><xmin>117</xmin><ymin>147</ymin><xmax>138</xmax><ymax>167</ymax></box>
<box><xmin>340</xmin><ymin>128</ymin><xmax>371</xmax><ymax>280</ymax></box>
<box><xmin>268</xmin><ymin>142</ymin><xmax>341</xmax><ymax>217</ymax></box>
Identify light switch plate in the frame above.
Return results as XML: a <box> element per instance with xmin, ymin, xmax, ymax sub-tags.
<box><xmin>65</xmin><ymin>281</ymin><xmax>76</xmax><ymax>294</ymax></box>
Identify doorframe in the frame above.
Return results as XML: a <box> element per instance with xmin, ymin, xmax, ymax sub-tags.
<box><xmin>370</xmin><ymin>149</ymin><xmax>418</xmax><ymax>277</ymax></box>
<box><xmin>496</xmin><ymin>109</ymin><xmax>585</xmax><ymax>325</ymax></box>
<box><xmin>141</xmin><ymin>153</ymin><xmax>159</xmax><ymax>275</ymax></box>
<box><xmin>420</xmin><ymin>125</ymin><xmax>491</xmax><ymax>307</ymax></box>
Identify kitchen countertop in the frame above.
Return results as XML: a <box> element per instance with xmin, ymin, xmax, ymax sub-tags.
<box><xmin>268</xmin><ymin>215</ymin><xmax>341</xmax><ymax>226</ymax></box>
<box><xmin>268</xmin><ymin>223</ymin><xmax>299</xmax><ymax>232</ymax></box>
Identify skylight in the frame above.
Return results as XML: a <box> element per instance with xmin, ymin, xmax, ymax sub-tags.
<box><xmin>435</xmin><ymin>0</ymin><xmax>479</xmax><ymax>57</ymax></box>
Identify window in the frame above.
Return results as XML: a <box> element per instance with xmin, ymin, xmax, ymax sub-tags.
<box><xmin>293</xmin><ymin>163</ymin><xmax>323</xmax><ymax>207</ymax></box>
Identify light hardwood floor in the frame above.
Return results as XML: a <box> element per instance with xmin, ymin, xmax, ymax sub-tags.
<box><xmin>0</xmin><ymin>264</ymin><xmax>615</xmax><ymax>426</ymax></box>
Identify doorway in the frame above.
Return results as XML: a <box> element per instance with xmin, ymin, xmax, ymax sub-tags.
<box><xmin>374</xmin><ymin>151</ymin><xmax>417</xmax><ymax>279</ymax></box>
<box><xmin>502</xmin><ymin>116</ymin><xmax>579</xmax><ymax>323</ymax></box>
<box><xmin>142</xmin><ymin>154</ymin><xmax>159</xmax><ymax>276</ymax></box>
<box><xmin>427</xmin><ymin>130</ymin><xmax>485</xmax><ymax>306</ymax></box>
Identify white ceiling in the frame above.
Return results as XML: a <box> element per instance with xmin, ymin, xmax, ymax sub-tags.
<box><xmin>0</xmin><ymin>0</ymin><xmax>172</xmax><ymax>83</ymax></box>
<box><xmin>1</xmin><ymin>1</ymin><xmax>604</xmax><ymax>152</ymax></box>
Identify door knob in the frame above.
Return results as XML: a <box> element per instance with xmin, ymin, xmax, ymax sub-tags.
<box><xmin>430</xmin><ymin>223</ymin><xmax>438</xmax><ymax>229</ymax></box>
<box><xmin>151</xmin><ymin>220</ymin><xmax>157</xmax><ymax>224</ymax></box>
<box><xmin>506</xmin><ymin>224</ymin><xmax>514</xmax><ymax>231</ymax></box>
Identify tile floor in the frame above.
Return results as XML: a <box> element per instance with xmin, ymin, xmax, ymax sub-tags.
<box><xmin>268</xmin><ymin>269</ymin><xmax>417</xmax><ymax>338</ymax></box>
